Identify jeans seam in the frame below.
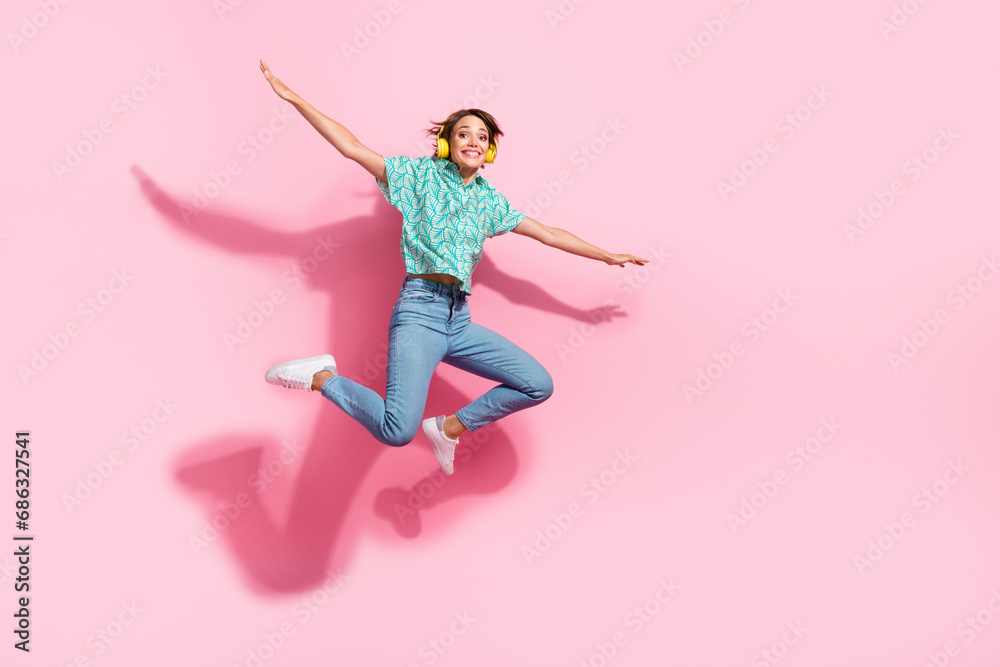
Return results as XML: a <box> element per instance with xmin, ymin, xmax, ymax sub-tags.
<box><xmin>465</xmin><ymin>392</ymin><xmax>538</xmax><ymax>432</ymax></box>
<box><xmin>447</xmin><ymin>355</ymin><xmax>536</xmax><ymax>395</ymax></box>
<box><xmin>454</xmin><ymin>411</ymin><xmax>473</xmax><ymax>432</ymax></box>
<box><xmin>323</xmin><ymin>378</ymin><xmax>381</xmax><ymax>424</ymax></box>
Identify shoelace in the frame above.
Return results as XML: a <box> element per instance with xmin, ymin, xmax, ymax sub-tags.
<box><xmin>279</xmin><ymin>374</ymin><xmax>309</xmax><ymax>390</ymax></box>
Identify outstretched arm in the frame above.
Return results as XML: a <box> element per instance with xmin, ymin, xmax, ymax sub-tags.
<box><xmin>259</xmin><ymin>59</ymin><xmax>387</xmax><ymax>184</ymax></box>
<box><xmin>511</xmin><ymin>217</ymin><xmax>648</xmax><ymax>267</ymax></box>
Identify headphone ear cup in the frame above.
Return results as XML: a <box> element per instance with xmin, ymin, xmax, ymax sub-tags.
<box><xmin>485</xmin><ymin>143</ymin><xmax>497</xmax><ymax>164</ymax></box>
<box><xmin>437</xmin><ymin>136</ymin><xmax>450</xmax><ymax>159</ymax></box>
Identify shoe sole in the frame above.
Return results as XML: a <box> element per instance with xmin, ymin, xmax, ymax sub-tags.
<box><xmin>422</xmin><ymin>418</ymin><xmax>455</xmax><ymax>475</ymax></box>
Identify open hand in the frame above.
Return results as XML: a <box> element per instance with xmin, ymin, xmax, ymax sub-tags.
<box><xmin>605</xmin><ymin>253</ymin><xmax>649</xmax><ymax>267</ymax></box>
<box><xmin>259</xmin><ymin>59</ymin><xmax>296</xmax><ymax>102</ymax></box>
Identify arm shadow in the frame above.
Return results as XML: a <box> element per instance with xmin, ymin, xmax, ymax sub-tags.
<box><xmin>474</xmin><ymin>253</ymin><xmax>630</xmax><ymax>324</ymax></box>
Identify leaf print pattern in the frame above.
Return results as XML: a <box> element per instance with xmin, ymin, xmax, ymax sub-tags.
<box><xmin>376</xmin><ymin>155</ymin><xmax>525</xmax><ymax>293</ymax></box>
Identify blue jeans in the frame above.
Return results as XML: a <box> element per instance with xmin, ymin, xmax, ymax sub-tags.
<box><xmin>319</xmin><ymin>277</ymin><xmax>554</xmax><ymax>446</ymax></box>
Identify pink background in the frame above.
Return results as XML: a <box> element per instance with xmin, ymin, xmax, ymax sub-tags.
<box><xmin>4</xmin><ymin>0</ymin><xmax>1000</xmax><ymax>664</ymax></box>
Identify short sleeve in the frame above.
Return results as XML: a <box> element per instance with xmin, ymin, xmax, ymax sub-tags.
<box><xmin>488</xmin><ymin>191</ymin><xmax>526</xmax><ymax>238</ymax></box>
<box><xmin>376</xmin><ymin>155</ymin><xmax>420</xmax><ymax>211</ymax></box>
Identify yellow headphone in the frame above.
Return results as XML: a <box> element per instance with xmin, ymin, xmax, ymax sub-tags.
<box><xmin>437</xmin><ymin>123</ymin><xmax>497</xmax><ymax>163</ymax></box>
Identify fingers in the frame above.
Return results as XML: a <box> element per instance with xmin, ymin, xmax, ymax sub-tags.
<box><xmin>608</xmin><ymin>254</ymin><xmax>650</xmax><ymax>267</ymax></box>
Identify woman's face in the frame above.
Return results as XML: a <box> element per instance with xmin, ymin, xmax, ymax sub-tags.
<box><xmin>450</xmin><ymin>115</ymin><xmax>490</xmax><ymax>169</ymax></box>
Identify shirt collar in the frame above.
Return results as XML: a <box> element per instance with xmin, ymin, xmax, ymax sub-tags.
<box><xmin>434</xmin><ymin>155</ymin><xmax>484</xmax><ymax>187</ymax></box>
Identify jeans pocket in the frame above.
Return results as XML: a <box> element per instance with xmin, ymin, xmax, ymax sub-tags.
<box><xmin>399</xmin><ymin>288</ymin><xmax>436</xmax><ymax>303</ymax></box>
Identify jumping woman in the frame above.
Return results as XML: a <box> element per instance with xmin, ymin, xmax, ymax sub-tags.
<box><xmin>258</xmin><ymin>59</ymin><xmax>648</xmax><ymax>475</ymax></box>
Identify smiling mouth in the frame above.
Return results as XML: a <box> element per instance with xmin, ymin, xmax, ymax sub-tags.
<box><xmin>461</xmin><ymin>150</ymin><xmax>481</xmax><ymax>158</ymax></box>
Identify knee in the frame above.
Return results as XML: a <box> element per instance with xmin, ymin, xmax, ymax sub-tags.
<box><xmin>529</xmin><ymin>368</ymin><xmax>554</xmax><ymax>402</ymax></box>
<box><xmin>379</xmin><ymin>433</ymin><xmax>417</xmax><ymax>447</ymax></box>
<box><xmin>379</xmin><ymin>428</ymin><xmax>417</xmax><ymax>448</ymax></box>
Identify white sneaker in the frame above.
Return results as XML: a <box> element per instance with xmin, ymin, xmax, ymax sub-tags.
<box><xmin>422</xmin><ymin>415</ymin><xmax>459</xmax><ymax>475</ymax></box>
<box><xmin>264</xmin><ymin>354</ymin><xmax>337</xmax><ymax>392</ymax></box>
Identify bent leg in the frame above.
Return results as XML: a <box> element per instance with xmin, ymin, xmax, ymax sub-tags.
<box><xmin>443</xmin><ymin>322</ymin><xmax>554</xmax><ymax>432</ymax></box>
<box><xmin>320</xmin><ymin>309</ymin><xmax>447</xmax><ymax>446</ymax></box>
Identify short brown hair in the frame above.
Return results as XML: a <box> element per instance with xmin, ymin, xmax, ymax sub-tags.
<box><xmin>425</xmin><ymin>109</ymin><xmax>504</xmax><ymax>161</ymax></box>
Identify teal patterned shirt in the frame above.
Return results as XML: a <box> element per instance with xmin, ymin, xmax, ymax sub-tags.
<box><xmin>376</xmin><ymin>155</ymin><xmax>526</xmax><ymax>294</ymax></box>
